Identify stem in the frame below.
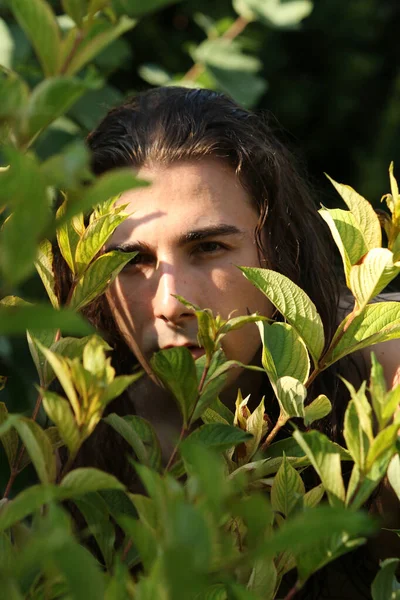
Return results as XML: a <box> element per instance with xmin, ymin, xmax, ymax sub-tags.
<box><xmin>60</xmin><ymin>30</ymin><xmax>84</xmax><ymax>75</ymax></box>
<box><xmin>121</xmin><ymin>538</ymin><xmax>133</xmax><ymax>563</ymax></box>
<box><xmin>165</xmin><ymin>357</ymin><xmax>211</xmax><ymax>472</ymax></box>
<box><xmin>183</xmin><ymin>15</ymin><xmax>249</xmax><ymax>82</ymax></box>
<box><xmin>260</xmin><ymin>416</ymin><xmax>287</xmax><ymax>451</ymax></box>
<box><xmin>282</xmin><ymin>581</ymin><xmax>300</xmax><ymax>600</ymax></box>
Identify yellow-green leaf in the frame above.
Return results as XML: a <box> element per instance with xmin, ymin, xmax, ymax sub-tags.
<box><xmin>276</xmin><ymin>376</ymin><xmax>306</xmax><ymax>419</ymax></box>
<box><xmin>74</xmin><ymin>212</ymin><xmax>127</xmax><ymax>275</ymax></box>
<box><xmin>319</xmin><ymin>208</ymin><xmax>368</xmax><ymax>285</ymax></box>
<box><xmin>241</xmin><ymin>267</ymin><xmax>324</xmax><ymax>362</ymax></box>
<box><xmin>56</xmin><ymin>199</ymin><xmax>81</xmax><ymax>274</ymax></box>
<box><xmin>327</xmin><ymin>175</ymin><xmax>382</xmax><ymax>250</ymax></box>
<box><xmin>349</xmin><ymin>248</ymin><xmax>400</xmax><ymax>311</ymax></box>
<box><xmin>304</xmin><ymin>394</ymin><xmax>332</xmax><ymax>426</ymax></box>
<box><xmin>245</xmin><ymin>397</ymin><xmax>265</xmax><ymax>460</ymax></box>
<box><xmin>12</xmin><ymin>417</ymin><xmax>56</xmax><ymax>483</ymax></box>
<box><xmin>259</xmin><ymin>321</ymin><xmax>310</xmax><ymax>385</ymax></box>
<box><xmin>387</xmin><ymin>454</ymin><xmax>400</xmax><ymax>501</ymax></box>
<box><xmin>8</xmin><ymin>0</ymin><xmax>61</xmax><ymax>77</ymax></box>
<box><xmin>34</xmin><ymin>239</ymin><xmax>59</xmax><ymax>309</ymax></box>
<box><xmin>69</xmin><ymin>250</ymin><xmax>136</xmax><ymax>312</ymax></box>
<box><xmin>42</xmin><ymin>390</ymin><xmax>80</xmax><ymax>455</ymax></box>
<box><xmin>343</xmin><ymin>400</ymin><xmax>369</xmax><ymax>471</ymax></box>
<box><xmin>329</xmin><ymin>301</ymin><xmax>400</xmax><ymax>364</ymax></box>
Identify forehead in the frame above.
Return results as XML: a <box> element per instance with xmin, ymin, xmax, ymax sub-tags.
<box><xmin>111</xmin><ymin>158</ymin><xmax>258</xmax><ymax>244</ymax></box>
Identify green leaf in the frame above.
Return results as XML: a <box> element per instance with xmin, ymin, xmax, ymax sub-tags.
<box><xmin>241</xmin><ymin>267</ymin><xmax>324</xmax><ymax>362</ymax></box>
<box><xmin>61</xmin><ymin>0</ymin><xmax>87</xmax><ymax>27</ymax></box>
<box><xmin>8</xmin><ymin>0</ymin><xmax>61</xmax><ymax>77</ymax></box>
<box><xmin>64</xmin><ymin>16</ymin><xmax>136</xmax><ymax>76</ymax></box>
<box><xmin>349</xmin><ymin>248</ymin><xmax>400</xmax><ymax>311</ymax></box>
<box><xmin>270</xmin><ymin>454</ymin><xmax>305</xmax><ymax>516</ymax></box>
<box><xmin>276</xmin><ymin>376</ymin><xmax>306</xmax><ymax>418</ymax></box>
<box><xmin>303</xmin><ymin>483</ymin><xmax>325</xmax><ymax>508</ymax></box>
<box><xmin>27</xmin><ymin>328</ymin><xmax>57</xmax><ymax>386</ymax></box>
<box><xmin>304</xmin><ymin>394</ymin><xmax>332</xmax><ymax>426</ymax></box>
<box><xmin>329</xmin><ymin>301</ymin><xmax>400</xmax><ymax>363</ymax></box>
<box><xmin>8</xmin><ymin>416</ymin><xmax>56</xmax><ymax>483</ymax></box>
<box><xmin>42</xmin><ymin>390</ymin><xmax>80</xmax><ymax>455</ymax></box>
<box><xmin>365</xmin><ymin>423</ymin><xmax>398</xmax><ymax>472</ymax></box>
<box><xmin>74</xmin><ymin>212</ymin><xmax>127</xmax><ymax>275</ymax></box>
<box><xmin>25</xmin><ymin>76</ymin><xmax>90</xmax><ymax>140</ymax></box>
<box><xmin>129</xmin><ymin>494</ymin><xmax>157</xmax><ymax>530</ymax></box>
<box><xmin>187</xmin><ymin>423</ymin><xmax>252</xmax><ymax>452</ymax></box>
<box><xmin>52</xmin><ymin>540</ymin><xmax>105</xmax><ymax>600</ymax></box>
<box><xmin>60</xmin><ymin>468</ymin><xmax>125</xmax><ymax>495</ymax></box>
<box><xmin>69</xmin><ymin>250</ymin><xmax>136</xmax><ymax>312</ymax></box>
<box><xmin>387</xmin><ymin>454</ymin><xmax>400</xmax><ymax>501</ymax></box>
<box><xmin>0</xmin><ymin>67</ymin><xmax>29</xmax><ymax>121</ymax></box>
<box><xmin>73</xmin><ymin>493</ymin><xmax>116</xmax><ymax>569</ymax></box>
<box><xmin>371</xmin><ymin>558</ymin><xmax>400</xmax><ymax>600</ymax></box>
<box><xmin>125</xmin><ymin>416</ymin><xmax>161</xmax><ymax>471</ymax></box>
<box><xmin>0</xmin><ymin>302</ymin><xmax>92</xmax><ymax>336</ymax></box>
<box><xmin>44</xmin><ymin>335</ymin><xmax>108</xmax><ymax>385</ymax></box>
<box><xmin>234</xmin><ymin>0</ymin><xmax>313</xmax><ymax>28</ymax></box>
<box><xmin>151</xmin><ymin>347</ymin><xmax>198</xmax><ymax>427</ymax></box>
<box><xmin>327</xmin><ymin>175</ymin><xmax>382</xmax><ymax>250</ymax></box>
<box><xmin>319</xmin><ymin>208</ymin><xmax>368</xmax><ymax>286</ymax></box>
<box><xmin>0</xmin><ymin>485</ymin><xmax>56</xmax><ymax>533</ymax></box>
<box><xmin>0</xmin><ymin>149</ymin><xmax>51</xmax><ymax>285</ymax></box>
<box><xmin>0</xmin><ymin>403</ymin><xmax>19</xmax><ymax>468</ymax></box>
<box><xmin>343</xmin><ymin>400</ymin><xmax>369</xmax><ymax>471</ymax></box>
<box><xmin>103</xmin><ymin>413</ymin><xmax>150</xmax><ymax>466</ymax></box>
<box><xmin>34</xmin><ymin>239</ymin><xmax>59</xmax><ymax>309</ymax></box>
<box><xmin>370</xmin><ymin>352</ymin><xmax>388</xmax><ymax>428</ymax></box>
<box><xmin>101</xmin><ymin>373</ymin><xmax>142</xmax><ymax>404</ymax></box>
<box><xmin>259</xmin><ymin>321</ymin><xmax>310</xmax><ymax>384</ymax></box>
<box><xmin>247</xmin><ymin>557</ymin><xmax>277</xmax><ymax>599</ymax></box>
<box><xmin>62</xmin><ymin>169</ymin><xmax>147</xmax><ymax>223</ymax></box>
<box><xmin>112</xmin><ymin>0</ymin><xmax>179</xmax><ymax>18</ymax></box>
<box><xmin>117</xmin><ymin>516</ymin><xmax>157</xmax><ymax>572</ymax></box>
<box><xmin>293</xmin><ymin>429</ymin><xmax>346</xmax><ymax>506</ymax></box>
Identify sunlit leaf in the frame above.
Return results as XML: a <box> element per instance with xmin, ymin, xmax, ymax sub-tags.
<box><xmin>8</xmin><ymin>0</ymin><xmax>61</xmax><ymax>77</ymax></box>
<box><xmin>151</xmin><ymin>347</ymin><xmax>198</xmax><ymax>427</ymax></box>
<box><xmin>35</xmin><ymin>239</ymin><xmax>59</xmax><ymax>309</ymax></box>
<box><xmin>234</xmin><ymin>0</ymin><xmax>313</xmax><ymax>28</ymax></box>
<box><xmin>304</xmin><ymin>394</ymin><xmax>331</xmax><ymax>426</ymax></box>
<box><xmin>42</xmin><ymin>390</ymin><xmax>80</xmax><ymax>455</ymax></box>
<box><xmin>27</xmin><ymin>328</ymin><xmax>57</xmax><ymax>386</ymax></box>
<box><xmin>329</xmin><ymin>301</ymin><xmax>400</xmax><ymax>364</ymax></box>
<box><xmin>271</xmin><ymin>454</ymin><xmax>305</xmax><ymax>516</ymax></box>
<box><xmin>349</xmin><ymin>248</ymin><xmax>400</xmax><ymax>311</ymax></box>
<box><xmin>259</xmin><ymin>321</ymin><xmax>310</xmax><ymax>384</ymax></box>
<box><xmin>365</xmin><ymin>423</ymin><xmax>398</xmax><ymax>472</ymax></box>
<box><xmin>343</xmin><ymin>400</ymin><xmax>369</xmax><ymax>471</ymax></box>
<box><xmin>247</xmin><ymin>557</ymin><xmax>277</xmax><ymax>599</ymax></box>
<box><xmin>69</xmin><ymin>250</ymin><xmax>136</xmax><ymax>312</ymax></box>
<box><xmin>328</xmin><ymin>175</ymin><xmax>382</xmax><ymax>248</ymax></box>
<box><xmin>241</xmin><ymin>267</ymin><xmax>324</xmax><ymax>362</ymax></box>
<box><xmin>319</xmin><ymin>208</ymin><xmax>368</xmax><ymax>286</ymax></box>
<box><xmin>387</xmin><ymin>454</ymin><xmax>400</xmax><ymax>501</ymax></box>
<box><xmin>276</xmin><ymin>376</ymin><xmax>306</xmax><ymax>418</ymax></box>
<box><xmin>74</xmin><ymin>212</ymin><xmax>127</xmax><ymax>275</ymax></box>
<box><xmin>303</xmin><ymin>484</ymin><xmax>325</xmax><ymax>508</ymax></box>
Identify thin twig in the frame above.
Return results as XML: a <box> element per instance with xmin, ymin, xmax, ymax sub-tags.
<box><xmin>260</xmin><ymin>416</ymin><xmax>287</xmax><ymax>451</ymax></box>
<box><xmin>282</xmin><ymin>581</ymin><xmax>300</xmax><ymax>600</ymax></box>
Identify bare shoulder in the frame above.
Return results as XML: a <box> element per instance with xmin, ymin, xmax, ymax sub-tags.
<box><xmin>360</xmin><ymin>292</ymin><xmax>400</xmax><ymax>388</ymax></box>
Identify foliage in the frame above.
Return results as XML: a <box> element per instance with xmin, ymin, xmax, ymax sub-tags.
<box><xmin>0</xmin><ymin>0</ymin><xmax>399</xmax><ymax>598</ymax></box>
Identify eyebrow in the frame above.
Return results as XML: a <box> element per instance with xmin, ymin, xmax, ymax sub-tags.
<box><xmin>106</xmin><ymin>224</ymin><xmax>245</xmax><ymax>253</ymax></box>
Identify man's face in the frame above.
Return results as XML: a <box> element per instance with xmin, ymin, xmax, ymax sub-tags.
<box><xmin>105</xmin><ymin>158</ymin><xmax>273</xmax><ymax>371</ymax></box>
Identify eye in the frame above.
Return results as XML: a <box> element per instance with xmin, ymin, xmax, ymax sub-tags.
<box><xmin>193</xmin><ymin>241</ymin><xmax>226</xmax><ymax>255</ymax></box>
<box><xmin>126</xmin><ymin>252</ymin><xmax>155</xmax><ymax>269</ymax></box>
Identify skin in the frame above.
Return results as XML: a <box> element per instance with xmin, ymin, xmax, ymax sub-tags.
<box><xmin>105</xmin><ymin>158</ymin><xmax>273</xmax><ymax>384</ymax></box>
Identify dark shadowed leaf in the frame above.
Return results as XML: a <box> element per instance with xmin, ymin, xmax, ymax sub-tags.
<box><xmin>371</xmin><ymin>558</ymin><xmax>400</xmax><ymax>600</ymax></box>
<box><xmin>0</xmin><ymin>402</ymin><xmax>19</xmax><ymax>468</ymax></box>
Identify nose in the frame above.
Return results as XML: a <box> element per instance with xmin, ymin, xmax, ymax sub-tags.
<box><xmin>152</xmin><ymin>264</ymin><xmax>195</xmax><ymax>325</ymax></box>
